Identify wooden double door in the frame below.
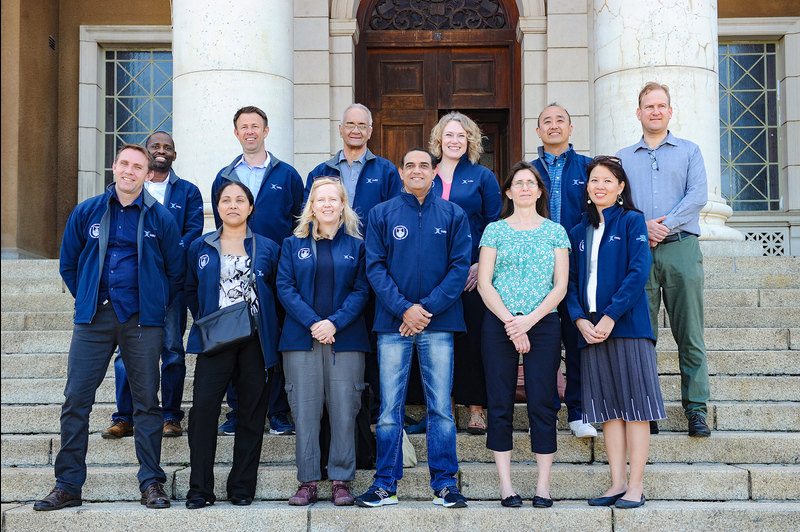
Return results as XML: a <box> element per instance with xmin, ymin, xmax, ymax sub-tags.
<box><xmin>357</xmin><ymin>31</ymin><xmax>520</xmax><ymax>182</ymax></box>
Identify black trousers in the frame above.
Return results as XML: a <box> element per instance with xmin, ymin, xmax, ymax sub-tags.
<box><xmin>453</xmin><ymin>288</ymin><xmax>488</xmax><ymax>406</ymax></box>
<box><xmin>188</xmin><ymin>337</ymin><xmax>271</xmax><ymax>502</ymax></box>
<box><xmin>482</xmin><ymin>312</ymin><xmax>561</xmax><ymax>454</ymax></box>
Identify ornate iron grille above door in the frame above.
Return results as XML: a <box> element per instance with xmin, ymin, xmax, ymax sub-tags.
<box><xmin>369</xmin><ymin>0</ymin><xmax>508</xmax><ymax>30</ymax></box>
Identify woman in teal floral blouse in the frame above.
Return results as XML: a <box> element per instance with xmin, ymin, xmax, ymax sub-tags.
<box><xmin>477</xmin><ymin>161</ymin><xmax>570</xmax><ymax>509</ymax></box>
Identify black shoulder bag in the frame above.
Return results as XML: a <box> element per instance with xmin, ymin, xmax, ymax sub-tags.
<box><xmin>194</xmin><ymin>236</ymin><xmax>258</xmax><ymax>355</ymax></box>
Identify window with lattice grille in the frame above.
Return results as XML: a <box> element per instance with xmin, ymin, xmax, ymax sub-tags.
<box><xmin>718</xmin><ymin>42</ymin><xmax>781</xmax><ymax>212</ymax></box>
<box><xmin>104</xmin><ymin>50</ymin><xmax>173</xmax><ymax>185</ymax></box>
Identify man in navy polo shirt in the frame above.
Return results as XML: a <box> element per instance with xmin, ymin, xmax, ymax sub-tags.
<box><xmin>35</xmin><ymin>144</ymin><xmax>184</xmax><ymax>511</ymax></box>
<box><xmin>532</xmin><ymin>103</ymin><xmax>597</xmax><ymax>439</ymax></box>
<box><xmin>103</xmin><ymin>132</ymin><xmax>203</xmax><ymax>440</ymax></box>
<box><xmin>211</xmin><ymin>105</ymin><xmax>302</xmax><ymax>436</ymax></box>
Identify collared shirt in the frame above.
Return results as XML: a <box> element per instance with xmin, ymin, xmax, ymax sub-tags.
<box><xmin>144</xmin><ymin>171</ymin><xmax>170</xmax><ymax>205</ymax></box>
<box><xmin>98</xmin><ymin>189</ymin><xmax>143</xmax><ymax>323</ymax></box>
<box><xmin>616</xmin><ymin>131</ymin><xmax>707</xmax><ymax>236</ymax></box>
<box><xmin>337</xmin><ymin>150</ymin><xmax>367</xmax><ymax>206</ymax></box>
<box><xmin>540</xmin><ymin>147</ymin><xmax>568</xmax><ymax>225</ymax></box>
<box><xmin>234</xmin><ymin>152</ymin><xmax>271</xmax><ymax>197</ymax></box>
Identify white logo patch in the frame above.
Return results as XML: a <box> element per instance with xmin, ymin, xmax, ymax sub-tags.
<box><xmin>89</xmin><ymin>223</ymin><xmax>100</xmax><ymax>239</ymax></box>
<box><xmin>298</xmin><ymin>248</ymin><xmax>312</xmax><ymax>260</ymax></box>
<box><xmin>636</xmin><ymin>234</ymin><xmax>648</xmax><ymax>243</ymax></box>
<box><xmin>579</xmin><ymin>239</ymin><xmax>585</xmax><ymax>252</ymax></box>
<box><xmin>392</xmin><ymin>225</ymin><xmax>408</xmax><ymax>240</ymax></box>
<box><xmin>198</xmin><ymin>254</ymin><xmax>209</xmax><ymax>269</ymax></box>
<box><xmin>434</xmin><ymin>227</ymin><xmax>447</xmax><ymax>235</ymax></box>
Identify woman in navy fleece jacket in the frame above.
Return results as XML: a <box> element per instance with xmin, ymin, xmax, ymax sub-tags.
<box><xmin>566</xmin><ymin>156</ymin><xmax>665</xmax><ymax>509</ymax></box>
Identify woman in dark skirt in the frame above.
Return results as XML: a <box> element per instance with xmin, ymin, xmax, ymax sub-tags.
<box><xmin>566</xmin><ymin>156</ymin><xmax>665</xmax><ymax>509</ymax></box>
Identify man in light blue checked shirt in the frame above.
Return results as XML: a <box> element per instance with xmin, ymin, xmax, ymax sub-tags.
<box><xmin>616</xmin><ymin>82</ymin><xmax>711</xmax><ymax>438</ymax></box>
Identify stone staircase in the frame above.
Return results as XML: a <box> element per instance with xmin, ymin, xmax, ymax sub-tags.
<box><xmin>1</xmin><ymin>257</ymin><xmax>799</xmax><ymax>531</ymax></box>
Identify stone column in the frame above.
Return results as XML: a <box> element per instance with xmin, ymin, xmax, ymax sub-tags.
<box><xmin>171</xmin><ymin>0</ymin><xmax>294</xmax><ymax>231</ymax></box>
<box><xmin>591</xmin><ymin>0</ymin><xmax>742</xmax><ymax>243</ymax></box>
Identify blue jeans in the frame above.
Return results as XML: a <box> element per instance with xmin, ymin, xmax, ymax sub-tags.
<box><xmin>112</xmin><ymin>297</ymin><xmax>186</xmax><ymax>424</ymax></box>
<box><xmin>374</xmin><ymin>331</ymin><xmax>459</xmax><ymax>492</ymax></box>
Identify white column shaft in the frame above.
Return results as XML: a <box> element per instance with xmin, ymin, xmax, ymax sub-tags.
<box><xmin>592</xmin><ymin>0</ymin><xmax>741</xmax><ymax>241</ymax></box>
<box><xmin>171</xmin><ymin>0</ymin><xmax>294</xmax><ymax>230</ymax></box>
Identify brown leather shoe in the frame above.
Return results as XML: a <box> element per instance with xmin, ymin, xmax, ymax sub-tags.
<box><xmin>162</xmin><ymin>419</ymin><xmax>182</xmax><ymax>437</ymax></box>
<box><xmin>33</xmin><ymin>487</ymin><xmax>82</xmax><ymax>511</ymax></box>
<box><xmin>288</xmin><ymin>482</ymin><xmax>318</xmax><ymax>506</ymax></box>
<box><xmin>140</xmin><ymin>482</ymin><xmax>171</xmax><ymax>509</ymax></box>
<box><xmin>332</xmin><ymin>481</ymin><xmax>355</xmax><ymax>506</ymax></box>
<box><xmin>102</xmin><ymin>419</ymin><xmax>133</xmax><ymax>439</ymax></box>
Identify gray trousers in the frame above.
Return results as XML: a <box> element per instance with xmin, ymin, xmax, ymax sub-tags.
<box><xmin>283</xmin><ymin>342</ymin><xmax>365</xmax><ymax>482</ymax></box>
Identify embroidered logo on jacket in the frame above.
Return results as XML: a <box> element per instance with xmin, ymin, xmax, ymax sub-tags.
<box><xmin>271</xmin><ymin>184</ymin><xmax>282</xmax><ymax>190</ymax></box>
<box><xmin>298</xmin><ymin>248</ymin><xmax>312</xmax><ymax>260</ymax></box>
<box><xmin>461</xmin><ymin>179</ymin><xmax>474</xmax><ymax>184</ymax></box>
<box><xmin>434</xmin><ymin>227</ymin><xmax>447</xmax><ymax>235</ymax></box>
<box><xmin>607</xmin><ymin>235</ymin><xmax>621</xmax><ymax>243</ymax></box>
<box><xmin>89</xmin><ymin>223</ymin><xmax>100</xmax><ymax>239</ymax></box>
<box><xmin>198</xmin><ymin>254</ymin><xmax>209</xmax><ymax>269</ymax></box>
<box><xmin>343</xmin><ymin>254</ymin><xmax>355</xmax><ymax>260</ymax></box>
<box><xmin>366</xmin><ymin>178</ymin><xmax>379</xmax><ymax>184</ymax></box>
<box><xmin>392</xmin><ymin>225</ymin><xmax>408</xmax><ymax>240</ymax></box>
<box><xmin>579</xmin><ymin>239</ymin><xmax>585</xmax><ymax>252</ymax></box>
<box><xmin>143</xmin><ymin>230</ymin><xmax>157</xmax><ymax>238</ymax></box>
<box><xmin>572</xmin><ymin>179</ymin><xmax>585</xmax><ymax>186</ymax></box>
<box><xmin>636</xmin><ymin>234</ymin><xmax>648</xmax><ymax>243</ymax></box>
<box><xmin>169</xmin><ymin>203</ymin><xmax>181</xmax><ymax>209</ymax></box>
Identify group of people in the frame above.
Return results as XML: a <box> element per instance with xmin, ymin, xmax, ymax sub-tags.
<box><xmin>35</xmin><ymin>81</ymin><xmax>711</xmax><ymax>513</ymax></box>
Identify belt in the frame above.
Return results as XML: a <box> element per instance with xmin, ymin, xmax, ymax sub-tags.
<box><xmin>660</xmin><ymin>231</ymin><xmax>695</xmax><ymax>245</ymax></box>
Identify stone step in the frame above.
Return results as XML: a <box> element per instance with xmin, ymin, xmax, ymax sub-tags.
<box><xmin>657</xmin><ymin>350</ymin><xmax>800</xmax><ymax>376</ymax></box>
<box><xmin>0</xmin><ymin>260</ymin><xmax>60</xmax><ymax>278</ymax></box>
<box><xmin>0</xmin><ymin>288</ymin><xmax>792</xmax><ymax>315</ymax></box>
<box><xmin>0</xmin><ymin>277</ymin><xmax>64</xmax><ymax>295</ymax></box>
<box><xmin>704</xmin><ymin>272</ymin><xmax>800</xmax><ymax>289</ymax></box>
<box><xmin>4</xmin><ymin>348</ymin><xmax>797</xmax><ymax>381</ymax></box>
<box><xmin>655</xmin><ymin>327</ymin><xmax>791</xmax><ymax>351</ymax></box>
<box><xmin>660</xmin><ymin>307</ymin><xmax>800</xmax><ymax>328</ymax></box>
<box><xmin>4</xmin><ymin>501</ymin><xmax>799</xmax><ymax>532</ymax></box>
<box><xmin>703</xmin><ymin>256</ymin><xmax>800</xmax><ymax>274</ymax></box>
<box><xmin>5</xmin><ymin>327</ymin><xmax>795</xmax><ymax>355</ymax></box>
<box><xmin>2</xmin><ymin>400</ymin><xmax>797</xmax><ymax>436</ymax></box>
<box><xmin>4</xmin><ymin>431</ymin><xmax>797</xmax><ymax>470</ymax></box>
<box><xmin>5</xmin><ymin>372</ymin><xmax>796</xmax><ymax>405</ymax></box>
<box><xmin>5</xmin><ymin>305</ymin><xmax>799</xmax><ymax>334</ymax></box>
<box><xmin>2</xmin><ymin>293</ymin><xmax>76</xmax><ymax>312</ymax></box>
<box><xmin>5</xmin><ymin>463</ymin><xmax>794</xmax><ymax>504</ymax></box>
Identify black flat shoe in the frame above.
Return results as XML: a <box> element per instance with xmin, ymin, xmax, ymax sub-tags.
<box><xmin>650</xmin><ymin>421</ymin><xmax>659</xmax><ymax>434</ymax></box>
<box><xmin>185</xmin><ymin>497</ymin><xmax>212</xmax><ymax>509</ymax></box>
<box><xmin>500</xmin><ymin>494</ymin><xmax>522</xmax><ymax>507</ymax></box>
<box><xmin>588</xmin><ymin>491</ymin><xmax>627</xmax><ymax>506</ymax></box>
<box><xmin>532</xmin><ymin>495</ymin><xmax>553</xmax><ymax>508</ymax></box>
<box><xmin>230</xmin><ymin>496</ymin><xmax>252</xmax><ymax>506</ymax></box>
<box><xmin>615</xmin><ymin>495</ymin><xmax>645</xmax><ymax>508</ymax></box>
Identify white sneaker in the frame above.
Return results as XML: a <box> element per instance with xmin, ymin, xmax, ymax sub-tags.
<box><xmin>569</xmin><ymin>420</ymin><xmax>598</xmax><ymax>438</ymax></box>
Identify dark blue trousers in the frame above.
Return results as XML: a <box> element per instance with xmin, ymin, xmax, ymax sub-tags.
<box><xmin>113</xmin><ymin>295</ymin><xmax>187</xmax><ymax>424</ymax></box>
<box><xmin>553</xmin><ymin>301</ymin><xmax>583</xmax><ymax>422</ymax></box>
<box><xmin>55</xmin><ymin>303</ymin><xmax>166</xmax><ymax>494</ymax></box>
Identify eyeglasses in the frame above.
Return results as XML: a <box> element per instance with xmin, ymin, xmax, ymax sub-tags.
<box><xmin>648</xmin><ymin>150</ymin><xmax>659</xmax><ymax>171</ymax></box>
<box><xmin>510</xmin><ymin>180</ymin><xmax>538</xmax><ymax>189</ymax></box>
<box><xmin>313</xmin><ymin>175</ymin><xmax>341</xmax><ymax>183</ymax></box>
<box><xmin>342</xmin><ymin>122</ymin><xmax>370</xmax><ymax>132</ymax></box>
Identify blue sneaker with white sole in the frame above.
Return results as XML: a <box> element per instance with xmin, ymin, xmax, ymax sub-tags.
<box><xmin>433</xmin><ymin>486</ymin><xmax>467</xmax><ymax>508</ymax></box>
<box><xmin>355</xmin><ymin>486</ymin><xmax>398</xmax><ymax>507</ymax></box>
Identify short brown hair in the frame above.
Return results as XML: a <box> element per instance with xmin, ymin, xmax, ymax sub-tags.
<box><xmin>638</xmin><ymin>82</ymin><xmax>671</xmax><ymax>107</ymax></box>
<box><xmin>115</xmin><ymin>143</ymin><xmax>153</xmax><ymax>172</ymax></box>
<box><xmin>233</xmin><ymin>106</ymin><xmax>268</xmax><ymax>128</ymax></box>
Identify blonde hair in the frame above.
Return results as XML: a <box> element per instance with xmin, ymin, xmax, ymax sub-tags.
<box><xmin>429</xmin><ymin>112</ymin><xmax>483</xmax><ymax>165</ymax></box>
<box><xmin>294</xmin><ymin>177</ymin><xmax>362</xmax><ymax>240</ymax></box>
